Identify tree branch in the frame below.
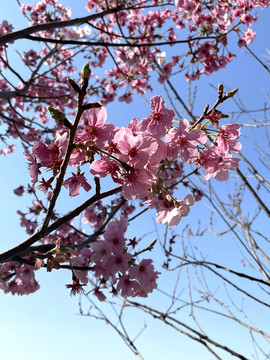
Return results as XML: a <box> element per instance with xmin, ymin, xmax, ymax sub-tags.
<box><xmin>0</xmin><ymin>185</ymin><xmax>122</xmax><ymax>264</ymax></box>
<box><xmin>0</xmin><ymin>6</ymin><xmax>125</xmax><ymax>47</ymax></box>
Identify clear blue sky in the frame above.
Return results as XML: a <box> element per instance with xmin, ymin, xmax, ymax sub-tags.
<box><xmin>1</xmin><ymin>1</ymin><xmax>270</xmax><ymax>359</ymax></box>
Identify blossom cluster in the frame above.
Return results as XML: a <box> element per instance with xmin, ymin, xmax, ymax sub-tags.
<box><xmin>0</xmin><ymin>216</ymin><xmax>159</xmax><ymax>300</ymax></box>
<box><xmin>0</xmin><ymin>0</ymin><xmax>266</xmax><ymax>155</ymax></box>
<box><xmin>25</xmin><ymin>95</ymin><xmax>241</xmax><ymax>224</ymax></box>
<box><xmin>1</xmin><ymin>91</ymin><xmax>241</xmax><ymax>297</ymax></box>
<box><xmin>0</xmin><ymin>0</ymin><xmax>251</xmax><ymax>299</ymax></box>
<box><xmin>73</xmin><ymin>217</ymin><xmax>159</xmax><ymax>300</ymax></box>
<box><xmin>82</xmin><ymin>0</ymin><xmax>266</xmax><ymax>102</ymax></box>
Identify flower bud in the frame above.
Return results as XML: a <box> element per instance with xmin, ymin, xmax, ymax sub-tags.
<box><xmin>218</xmin><ymin>83</ymin><xmax>224</xmax><ymax>99</ymax></box>
<box><xmin>226</xmin><ymin>88</ymin><xmax>239</xmax><ymax>98</ymax></box>
<box><xmin>203</xmin><ymin>103</ymin><xmax>209</xmax><ymax>114</ymax></box>
<box><xmin>48</xmin><ymin>106</ymin><xmax>72</xmax><ymax>129</ymax></box>
<box><xmin>81</xmin><ymin>63</ymin><xmax>91</xmax><ymax>80</ymax></box>
<box><xmin>35</xmin><ymin>258</ymin><xmax>43</xmax><ymax>270</ymax></box>
<box><xmin>218</xmin><ymin>83</ymin><xmax>224</xmax><ymax>93</ymax></box>
<box><xmin>67</xmin><ymin>78</ymin><xmax>80</xmax><ymax>93</ymax></box>
<box><xmin>48</xmin><ymin>105</ymin><xmax>66</xmax><ymax>122</ymax></box>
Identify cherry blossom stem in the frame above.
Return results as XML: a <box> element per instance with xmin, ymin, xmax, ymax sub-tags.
<box><xmin>0</xmin><ymin>6</ymin><xmax>125</xmax><ymax>47</ymax></box>
<box><xmin>236</xmin><ymin>168</ymin><xmax>270</xmax><ymax>217</ymax></box>
<box><xmin>154</xmin><ymin>59</ymin><xmax>196</xmax><ymax>122</ymax></box>
<box><xmin>0</xmin><ymin>185</ymin><xmax>122</xmax><ymax>263</ymax></box>
<box><xmin>244</xmin><ymin>45</ymin><xmax>270</xmax><ymax>75</ymax></box>
<box><xmin>24</xmin><ymin>34</ymin><xmax>220</xmax><ymax>48</ymax></box>
<box><xmin>40</xmin><ymin>91</ymin><xmax>86</xmax><ymax>231</ymax></box>
<box><xmin>120</xmin><ymin>298</ymin><xmax>250</xmax><ymax>360</ymax></box>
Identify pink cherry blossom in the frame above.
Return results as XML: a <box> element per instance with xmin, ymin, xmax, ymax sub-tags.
<box><xmin>32</xmin><ymin>141</ymin><xmax>51</xmax><ymax>166</ymax></box>
<box><xmin>72</xmin><ymin>248</ymin><xmax>92</xmax><ymax>284</ymax></box>
<box><xmin>31</xmin><ymin>133</ymin><xmax>68</xmax><ymax>173</ymax></box>
<box><xmin>129</xmin><ymin>259</ymin><xmax>159</xmax><ymax>287</ymax></box>
<box><xmin>113</xmin><ymin>127</ymin><xmax>159</xmax><ymax>167</ymax></box>
<box><xmin>63</xmin><ymin>172</ymin><xmax>91</xmax><ymax>197</ymax></box>
<box><xmin>238</xmin><ymin>28</ymin><xmax>256</xmax><ymax>47</ymax></box>
<box><xmin>14</xmin><ymin>185</ymin><xmax>24</xmax><ymax>196</ymax></box>
<box><xmin>69</xmin><ymin>147</ymin><xmax>86</xmax><ymax>167</ymax></box>
<box><xmin>217</xmin><ymin>124</ymin><xmax>242</xmax><ymax>153</ymax></box>
<box><xmin>90</xmin><ymin>240</ymin><xmax>112</xmax><ymax>265</ymax></box>
<box><xmin>199</xmin><ymin>146</ymin><xmax>240</xmax><ymax>181</ymax></box>
<box><xmin>2</xmin><ymin>145</ymin><xmax>16</xmax><ymax>155</ymax></box>
<box><xmin>76</xmin><ymin>107</ymin><xmax>115</xmax><ymax>148</ymax></box>
<box><xmin>93</xmin><ymin>287</ymin><xmax>106</xmax><ymax>301</ymax></box>
<box><xmin>165</xmin><ymin>118</ymin><xmax>208</xmax><ymax>163</ymax></box>
<box><xmin>1</xmin><ymin>0</ymin><xmax>258</xmax><ymax>299</ymax></box>
<box><xmin>22</xmin><ymin>50</ymin><xmax>39</xmax><ymax>66</ymax></box>
<box><xmin>163</xmin><ymin>194</ymin><xmax>195</xmax><ymax>226</ymax></box>
<box><xmin>138</xmin><ymin>95</ymin><xmax>175</xmax><ymax>138</ymax></box>
<box><xmin>121</xmin><ymin>168</ymin><xmax>155</xmax><ymax>200</ymax></box>
<box><xmin>90</xmin><ymin>156</ymin><xmax>121</xmax><ymax>184</ymax></box>
<box><xmin>6</xmin><ymin>278</ymin><xmax>40</xmax><ymax>295</ymax></box>
<box><xmin>0</xmin><ymin>20</ymin><xmax>13</xmax><ymax>35</ymax></box>
<box><xmin>103</xmin><ymin>218</ymin><xmax>128</xmax><ymax>253</ymax></box>
<box><xmin>92</xmin><ymin>263</ymin><xmax>111</xmax><ymax>281</ymax></box>
<box><xmin>118</xmin><ymin>93</ymin><xmax>133</xmax><ymax>104</ymax></box>
<box><xmin>116</xmin><ymin>276</ymin><xmax>140</xmax><ymax>297</ymax></box>
<box><xmin>106</xmin><ymin>252</ymin><xmax>133</xmax><ymax>276</ymax></box>
<box><xmin>2</xmin><ymin>262</ymin><xmax>40</xmax><ymax>295</ymax></box>
<box><xmin>82</xmin><ymin>201</ymin><xmax>106</xmax><ymax>231</ymax></box>
<box><xmin>129</xmin><ymin>259</ymin><xmax>159</xmax><ymax>297</ymax></box>
<box><xmin>23</xmin><ymin>149</ymin><xmax>41</xmax><ymax>185</ymax></box>
<box><xmin>153</xmin><ymin>193</ymin><xmax>195</xmax><ymax>226</ymax></box>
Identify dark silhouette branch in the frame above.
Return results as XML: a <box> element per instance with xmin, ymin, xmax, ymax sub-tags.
<box><xmin>0</xmin><ymin>6</ymin><xmax>125</xmax><ymax>47</ymax></box>
<box><xmin>0</xmin><ymin>185</ymin><xmax>122</xmax><ymax>264</ymax></box>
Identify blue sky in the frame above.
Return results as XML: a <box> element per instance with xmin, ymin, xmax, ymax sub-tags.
<box><xmin>1</xmin><ymin>1</ymin><xmax>270</xmax><ymax>359</ymax></box>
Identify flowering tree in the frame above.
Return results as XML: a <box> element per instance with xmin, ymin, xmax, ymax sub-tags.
<box><xmin>0</xmin><ymin>0</ymin><xmax>270</xmax><ymax>359</ymax></box>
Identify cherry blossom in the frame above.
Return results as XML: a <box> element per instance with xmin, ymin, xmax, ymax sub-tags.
<box><xmin>116</xmin><ymin>276</ymin><xmax>140</xmax><ymax>297</ymax></box>
<box><xmin>129</xmin><ymin>259</ymin><xmax>160</xmax><ymax>297</ymax></box>
<box><xmin>165</xmin><ymin>119</ymin><xmax>208</xmax><ymax>163</ymax></box>
<box><xmin>90</xmin><ymin>240</ymin><xmax>112</xmax><ymax>265</ymax></box>
<box><xmin>14</xmin><ymin>185</ymin><xmax>24</xmax><ymax>196</ymax></box>
<box><xmin>238</xmin><ymin>28</ymin><xmax>256</xmax><ymax>47</ymax></box>
<box><xmin>76</xmin><ymin>107</ymin><xmax>115</xmax><ymax>148</ymax></box>
<box><xmin>0</xmin><ymin>0</ymin><xmax>259</xmax><ymax>300</ymax></box>
<box><xmin>106</xmin><ymin>252</ymin><xmax>133</xmax><ymax>276</ymax></box>
<box><xmin>121</xmin><ymin>167</ymin><xmax>156</xmax><ymax>200</ymax></box>
<box><xmin>162</xmin><ymin>194</ymin><xmax>195</xmax><ymax>226</ymax></box>
<box><xmin>113</xmin><ymin>127</ymin><xmax>159</xmax><ymax>167</ymax></box>
<box><xmin>138</xmin><ymin>96</ymin><xmax>175</xmax><ymax>137</ymax></box>
<box><xmin>66</xmin><ymin>276</ymin><xmax>87</xmax><ymax>296</ymax></box>
<box><xmin>198</xmin><ymin>146</ymin><xmax>240</xmax><ymax>181</ymax></box>
<box><xmin>217</xmin><ymin>124</ymin><xmax>242</xmax><ymax>153</ymax></box>
<box><xmin>103</xmin><ymin>218</ymin><xmax>128</xmax><ymax>253</ymax></box>
<box><xmin>63</xmin><ymin>172</ymin><xmax>91</xmax><ymax>197</ymax></box>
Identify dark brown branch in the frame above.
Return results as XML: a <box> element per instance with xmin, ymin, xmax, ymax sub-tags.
<box><xmin>0</xmin><ymin>46</ymin><xmax>59</xmax><ymax>100</ymax></box>
<box><xmin>237</xmin><ymin>168</ymin><xmax>270</xmax><ymax>217</ymax></box>
<box><xmin>12</xmin><ymin>256</ymin><xmax>93</xmax><ymax>272</ymax></box>
<box><xmin>171</xmin><ymin>259</ymin><xmax>270</xmax><ymax>287</ymax></box>
<box><xmin>0</xmin><ymin>185</ymin><xmax>122</xmax><ymax>264</ymax></box>
<box><xmin>124</xmin><ymin>299</ymin><xmax>250</xmax><ymax>360</ymax></box>
<box><xmin>23</xmin><ymin>34</ymin><xmax>219</xmax><ymax>48</ymax></box>
<box><xmin>239</xmin><ymin>152</ymin><xmax>270</xmax><ymax>188</ymax></box>
<box><xmin>244</xmin><ymin>45</ymin><xmax>270</xmax><ymax>75</ymax></box>
<box><xmin>0</xmin><ymin>6</ymin><xmax>125</xmax><ymax>47</ymax></box>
